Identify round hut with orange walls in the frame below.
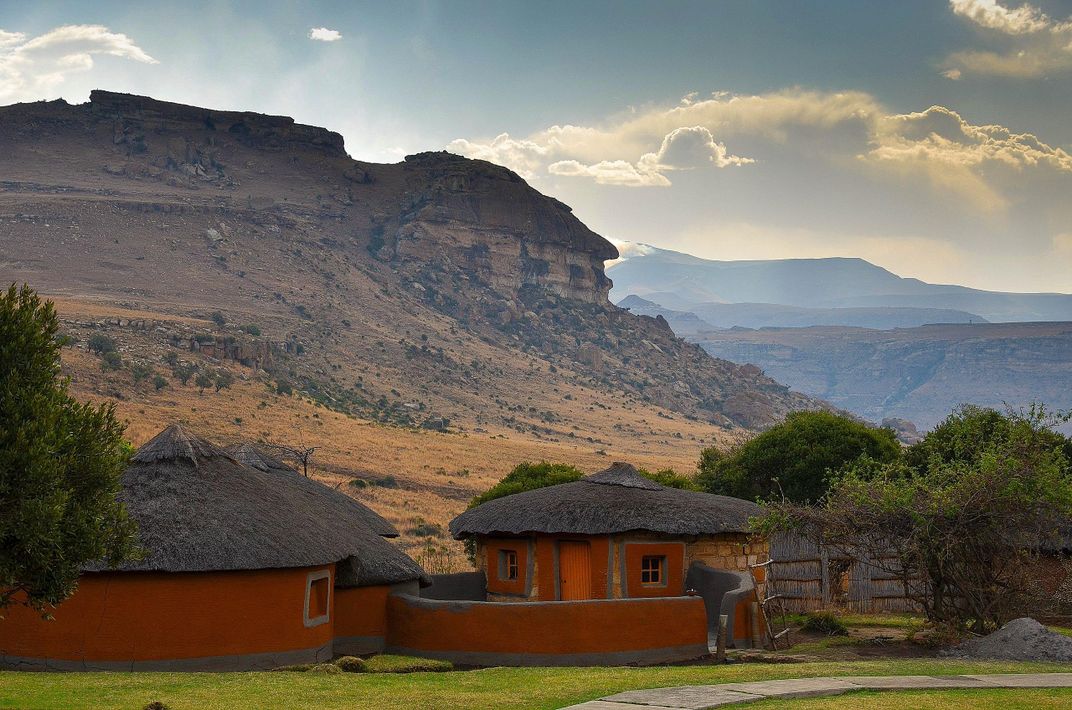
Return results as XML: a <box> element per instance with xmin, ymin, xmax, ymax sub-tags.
<box><xmin>0</xmin><ymin>424</ymin><xmax>427</xmax><ymax>671</ymax></box>
<box><xmin>450</xmin><ymin>462</ymin><xmax>769</xmax><ymax>647</ymax></box>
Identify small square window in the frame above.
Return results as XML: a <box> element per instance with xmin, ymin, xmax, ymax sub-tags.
<box><xmin>304</xmin><ymin>570</ymin><xmax>331</xmax><ymax>627</ymax></box>
<box><xmin>498</xmin><ymin>549</ymin><xmax>519</xmax><ymax>581</ymax></box>
<box><xmin>641</xmin><ymin>555</ymin><xmax>666</xmax><ymax>585</ymax></box>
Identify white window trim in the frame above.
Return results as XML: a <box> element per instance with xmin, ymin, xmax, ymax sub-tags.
<box><xmin>303</xmin><ymin>569</ymin><xmax>332</xmax><ymax>628</ymax></box>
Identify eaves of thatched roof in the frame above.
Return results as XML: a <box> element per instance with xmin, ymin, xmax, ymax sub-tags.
<box><xmin>449</xmin><ymin>462</ymin><xmax>762</xmax><ymax>539</ymax></box>
<box><xmin>86</xmin><ymin>425</ymin><xmax>425</xmax><ymax>587</ymax></box>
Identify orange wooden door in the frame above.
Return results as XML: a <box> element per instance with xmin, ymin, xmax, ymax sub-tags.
<box><xmin>558</xmin><ymin>541</ymin><xmax>592</xmax><ymax>600</ymax></box>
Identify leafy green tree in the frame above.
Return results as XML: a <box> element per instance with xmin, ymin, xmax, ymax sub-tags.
<box><xmin>468</xmin><ymin>462</ymin><xmax>584</xmax><ymax>509</ymax></box>
<box><xmin>213</xmin><ymin>368</ymin><xmax>235</xmax><ymax>393</ymax></box>
<box><xmin>905</xmin><ymin>404</ymin><xmax>1072</xmax><ymax>471</ymax></box>
<box><xmin>636</xmin><ymin>467</ymin><xmax>697</xmax><ymax>490</ymax></box>
<box><xmin>210</xmin><ymin>311</ymin><xmax>226</xmax><ymax>328</ymax></box>
<box><xmin>240</xmin><ymin>324</ymin><xmax>261</xmax><ymax>336</ymax></box>
<box><xmin>152</xmin><ymin>374</ymin><xmax>168</xmax><ymax>392</ymax></box>
<box><xmin>760</xmin><ymin>406</ymin><xmax>1072</xmax><ymax>632</ymax></box>
<box><xmin>130</xmin><ymin>362</ymin><xmax>153</xmax><ymax>384</ymax></box>
<box><xmin>698</xmin><ymin>410</ymin><xmax>901</xmax><ymax>503</ymax></box>
<box><xmin>0</xmin><ymin>284</ymin><xmax>139</xmax><ymax>610</ymax></box>
<box><xmin>100</xmin><ymin>351</ymin><xmax>123</xmax><ymax>371</ymax></box>
<box><xmin>195</xmin><ymin>371</ymin><xmax>214</xmax><ymax>395</ymax></box>
<box><xmin>87</xmin><ymin>333</ymin><xmax>116</xmax><ymax>355</ymax></box>
<box><xmin>172</xmin><ymin>362</ymin><xmax>197</xmax><ymax>385</ymax></box>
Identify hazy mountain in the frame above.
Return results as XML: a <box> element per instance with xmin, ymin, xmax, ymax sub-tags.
<box><xmin>608</xmin><ymin>244</ymin><xmax>1072</xmax><ymax>324</ymax></box>
<box><xmin>619</xmin><ymin>294</ymin><xmax>985</xmax><ymax>331</ymax></box>
<box><xmin>695</xmin><ymin>322</ymin><xmax>1072</xmax><ymax>430</ymax></box>
<box><xmin>0</xmin><ymin>90</ymin><xmax>817</xmax><ymax>434</ymax></box>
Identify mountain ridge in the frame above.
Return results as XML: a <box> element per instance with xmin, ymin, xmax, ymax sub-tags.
<box><xmin>608</xmin><ymin>243</ymin><xmax>1072</xmax><ymax>323</ymax></box>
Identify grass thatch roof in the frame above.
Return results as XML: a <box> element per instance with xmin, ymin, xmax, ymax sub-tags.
<box><xmin>225</xmin><ymin>442</ymin><xmax>299</xmax><ymax>476</ymax></box>
<box><xmin>86</xmin><ymin>424</ymin><xmax>425</xmax><ymax>587</ymax></box>
<box><xmin>450</xmin><ymin>462</ymin><xmax>762</xmax><ymax>538</ymax></box>
<box><xmin>222</xmin><ymin>442</ymin><xmax>397</xmax><ymax>538</ymax></box>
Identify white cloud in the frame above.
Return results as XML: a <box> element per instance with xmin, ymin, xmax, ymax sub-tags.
<box><xmin>0</xmin><ymin>25</ymin><xmax>157</xmax><ymax>103</ymax></box>
<box><xmin>950</xmin><ymin>0</ymin><xmax>1054</xmax><ymax>34</ymax></box>
<box><xmin>309</xmin><ymin>27</ymin><xmax>342</xmax><ymax>42</ymax></box>
<box><xmin>945</xmin><ymin>0</ymin><xmax>1072</xmax><ymax>77</ymax></box>
<box><xmin>449</xmin><ymin>88</ymin><xmax>1067</xmax><ymax>209</ymax></box>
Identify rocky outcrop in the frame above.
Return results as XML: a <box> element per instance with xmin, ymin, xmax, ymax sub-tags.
<box><xmin>88</xmin><ymin>90</ymin><xmax>347</xmax><ymax>157</ymax></box>
<box><xmin>377</xmin><ymin>152</ymin><xmax>618</xmax><ymax>305</ymax></box>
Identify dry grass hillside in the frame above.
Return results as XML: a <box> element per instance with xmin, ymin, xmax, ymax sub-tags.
<box><xmin>0</xmin><ymin>91</ymin><xmax>816</xmax><ymax>559</ymax></box>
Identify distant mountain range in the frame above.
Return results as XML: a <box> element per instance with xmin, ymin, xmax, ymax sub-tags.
<box><xmin>610</xmin><ymin>244</ymin><xmax>1072</xmax><ymax>431</ymax></box>
<box><xmin>619</xmin><ymin>295</ymin><xmax>986</xmax><ymax>332</ymax></box>
<box><xmin>608</xmin><ymin>244</ymin><xmax>1072</xmax><ymax>327</ymax></box>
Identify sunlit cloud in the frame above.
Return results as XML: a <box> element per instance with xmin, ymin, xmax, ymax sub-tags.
<box><xmin>0</xmin><ymin>25</ymin><xmax>157</xmax><ymax>103</ymax></box>
<box><xmin>309</xmin><ymin>27</ymin><xmax>342</xmax><ymax>42</ymax></box>
<box><xmin>448</xmin><ymin>89</ymin><xmax>1068</xmax><ymax>212</ymax></box>
<box><xmin>944</xmin><ymin>0</ymin><xmax>1072</xmax><ymax>77</ymax></box>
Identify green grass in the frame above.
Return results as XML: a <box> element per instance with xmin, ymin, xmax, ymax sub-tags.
<box><xmin>2</xmin><ymin>659</ymin><xmax>1070</xmax><ymax>710</ymax></box>
<box><xmin>750</xmin><ymin>689</ymin><xmax>1072</xmax><ymax>709</ymax></box>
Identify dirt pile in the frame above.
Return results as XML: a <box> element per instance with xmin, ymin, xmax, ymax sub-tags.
<box><xmin>942</xmin><ymin>617</ymin><xmax>1072</xmax><ymax>661</ymax></box>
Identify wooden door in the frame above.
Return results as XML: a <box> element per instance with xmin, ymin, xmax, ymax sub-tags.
<box><xmin>558</xmin><ymin>541</ymin><xmax>592</xmax><ymax>600</ymax></box>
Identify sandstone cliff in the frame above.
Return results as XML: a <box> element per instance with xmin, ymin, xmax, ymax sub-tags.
<box><xmin>0</xmin><ymin>91</ymin><xmax>816</xmax><ymax>432</ymax></box>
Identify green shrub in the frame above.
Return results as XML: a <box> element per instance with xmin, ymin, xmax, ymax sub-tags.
<box><xmin>361</xmin><ymin>654</ymin><xmax>453</xmax><ymax>673</ymax></box>
<box><xmin>100</xmin><ymin>351</ymin><xmax>123</xmax><ymax>371</ymax></box>
<box><xmin>240</xmin><ymin>324</ymin><xmax>261</xmax><ymax>336</ymax></box>
<box><xmin>801</xmin><ymin>611</ymin><xmax>849</xmax><ymax>636</ymax></box>
<box><xmin>88</xmin><ymin>333</ymin><xmax>117</xmax><ymax>354</ymax></box>
<box><xmin>334</xmin><ymin>656</ymin><xmax>366</xmax><ymax>673</ymax></box>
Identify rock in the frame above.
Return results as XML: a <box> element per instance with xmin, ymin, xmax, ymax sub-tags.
<box><xmin>942</xmin><ymin>618</ymin><xmax>1072</xmax><ymax>661</ymax></box>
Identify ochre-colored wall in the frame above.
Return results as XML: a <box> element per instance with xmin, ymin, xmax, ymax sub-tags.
<box><xmin>482</xmin><ymin>538</ymin><xmax>530</xmax><ymax>596</ymax></box>
<box><xmin>386</xmin><ymin>593</ymin><xmax>708</xmax><ymax>663</ymax></box>
<box><xmin>623</xmin><ymin>542</ymin><xmax>686</xmax><ymax>598</ymax></box>
<box><xmin>1</xmin><ymin>566</ymin><xmax>334</xmax><ymax>663</ymax></box>
<box><xmin>333</xmin><ymin>585</ymin><xmax>390</xmax><ymax>640</ymax></box>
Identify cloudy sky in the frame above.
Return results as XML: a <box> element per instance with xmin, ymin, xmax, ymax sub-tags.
<box><xmin>3</xmin><ymin>1</ymin><xmax>1072</xmax><ymax>292</ymax></box>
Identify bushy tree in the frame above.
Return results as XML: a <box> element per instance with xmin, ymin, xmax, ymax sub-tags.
<box><xmin>195</xmin><ymin>371</ymin><xmax>214</xmax><ymax>395</ymax></box>
<box><xmin>172</xmin><ymin>362</ymin><xmax>197</xmax><ymax>385</ymax></box>
<box><xmin>698</xmin><ymin>410</ymin><xmax>901</xmax><ymax>503</ymax></box>
<box><xmin>0</xmin><ymin>284</ymin><xmax>139</xmax><ymax>610</ymax></box>
<box><xmin>213</xmin><ymin>368</ymin><xmax>234</xmax><ymax>393</ymax></box>
<box><xmin>636</xmin><ymin>467</ymin><xmax>697</xmax><ymax>490</ymax></box>
<box><xmin>87</xmin><ymin>333</ymin><xmax>117</xmax><ymax>355</ymax></box>
<box><xmin>760</xmin><ymin>406</ymin><xmax>1072</xmax><ymax>633</ymax></box>
<box><xmin>468</xmin><ymin>462</ymin><xmax>584</xmax><ymax>509</ymax></box>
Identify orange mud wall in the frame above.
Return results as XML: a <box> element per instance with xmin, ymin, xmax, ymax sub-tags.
<box><xmin>0</xmin><ymin>566</ymin><xmax>344</xmax><ymax>671</ymax></box>
<box><xmin>333</xmin><ymin>585</ymin><xmax>392</xmax><ymax>655</ymax></box>
<box><xmin>386</xmin><ymin>593</ymin><xmax>709</xmax><ymax>665</ymax></box>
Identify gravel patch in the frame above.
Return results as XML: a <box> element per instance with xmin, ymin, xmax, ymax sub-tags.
<box><xmin>942</xmin><ymin>617</ymin><xmax>1072</xmax><ymax>662</ymax></box>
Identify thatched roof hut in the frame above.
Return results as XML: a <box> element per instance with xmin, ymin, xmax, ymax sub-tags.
<box><xmin>226</xmin><ymin>442</ymin><xmax>299</xmax><ymax>476</ymax></box>
<box><xmin>450</xmin><ymin>462</ymin><xmax>762</xmax><ymax>538</ymax></box>
<box><xmin>89</xmin><ymin>424</ymin><xmax>424</xmax><ymax>587</ymax></box>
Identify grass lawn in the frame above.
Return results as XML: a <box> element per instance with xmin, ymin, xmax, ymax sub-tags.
<box><xmin>3</xmin><ymin>659</ymin><xmax>1071</xmax><ymax>710</ymax></box>
<box><xmin>749</xmin><ymin>689</ymin><xmax>1072</xmax><ymax>709</ymax></box>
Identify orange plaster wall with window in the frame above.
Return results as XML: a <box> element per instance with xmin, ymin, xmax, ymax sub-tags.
<box><xmin>0</xmin><ymin>566</ymin><xmax>334</xmax><ymax>663</ymax></box>
<box><xmin>624</xmin><ymin>542</ymin><xmax>685</xmax><ymax>598</ymax></box>
<box><xmin>483</xmin><ymin>538</ymin><xmax>529</xmax><ymax>596</ymax></box>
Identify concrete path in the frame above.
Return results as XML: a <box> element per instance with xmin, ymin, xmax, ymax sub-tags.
<box><xmin>559</xmin><ymin>673</ymin><xmax>1072</xmax><ymax>709</ymax></box>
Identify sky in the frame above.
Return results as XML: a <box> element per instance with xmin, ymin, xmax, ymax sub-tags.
<box><xmin>2</xmin><ymin>1</ymin><xmax>1072</xmax><ymax>293</ymax></box>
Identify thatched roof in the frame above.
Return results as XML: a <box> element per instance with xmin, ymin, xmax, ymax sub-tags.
<box><xmin>226</xmin><ymin>442</ymin><xmax>299</xmax><ymax>476</ymax></box>
<box><xmin>224</xmin><ymin>441</ymin><xmax>398</xmax><ymax>536</ymax></box>
<box><xmin>450</xmin><ymin>462</ymin><xmax>762</xmax><ymax>538</ymax></box>
<box><xmin>87</xmin><ymin>425</ymin><xmax>425</xmax><ymax>586</ymax></box>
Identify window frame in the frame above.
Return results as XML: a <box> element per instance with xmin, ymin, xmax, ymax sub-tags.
<box><xmin>303</xmin><ymin>569</ymin><xmax>332</xmax><ymax>628</ymax></box>
<box><xmin>498</xmin><ymin>548</ymin><xmax>520</xmax><ymax>581</ymax></box>
<box><xmin>640</xmin><ymin>555</ymin><xmax>667</xmax><ymax>587</ymax></box>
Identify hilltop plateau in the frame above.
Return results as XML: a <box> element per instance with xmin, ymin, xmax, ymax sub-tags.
<box><xmin>0</xmin><ymin>91</ymin><xmax>815</xmax><ymax>552</ymax></box>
